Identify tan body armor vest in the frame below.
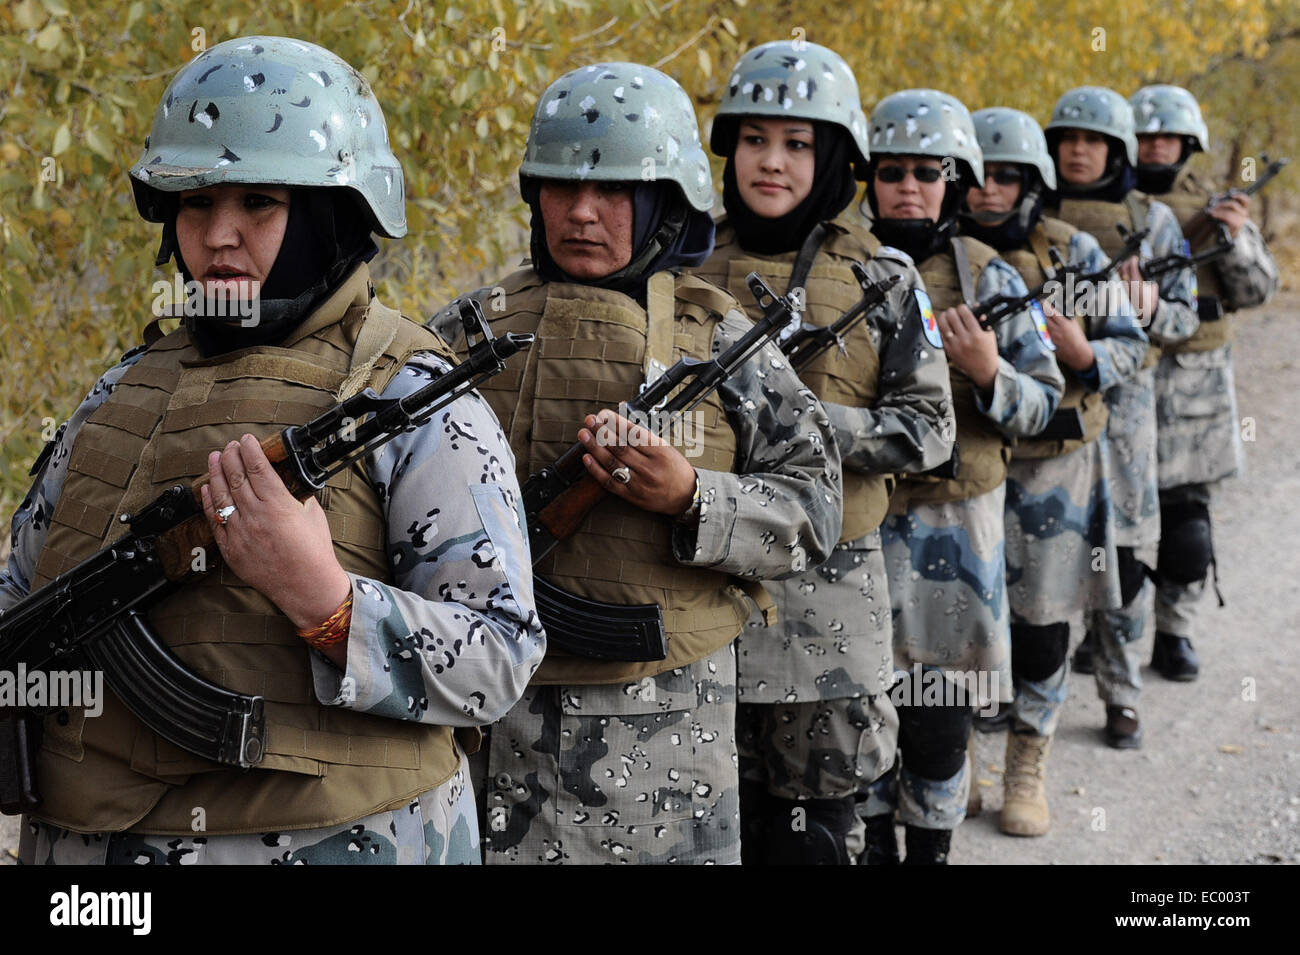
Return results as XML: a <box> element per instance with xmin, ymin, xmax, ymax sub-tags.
<box><xmin>1001</xmin><ymin>217</ymin><xmax>1109</xmax><ymax>459</ymax></box>
<box><xmin>896</xmin><ymin>236</ymin><xmax>1009</xmax><ymax>506</ymax></box>
<box><xmin>30</xmin><ymin>268</ymin><xmax>464</xmax><ymax>834</ymax></box>
<box><xmin>1051</xmin><ymin>194</ymin><xmax>1162</xmax><ymax>368</ymax></box>
<box><xmin>1156</xmin><ymin>166</ymin><xmax>1230</xmax><ymax>353</ymax></box>
<box><xmin>693</xmin><ymin>218</ymin><xmax>889</xmax><ymax>541</ymax></box>
<box><xmin>467</xmin><ymin>268</ymin><xmax>758</xmax><ymax>686</ymax></box>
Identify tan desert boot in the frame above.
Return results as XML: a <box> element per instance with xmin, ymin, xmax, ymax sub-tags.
<box><xmin>1000</xmin><ymin>730</ymin><xmax>1052</xmax><ymax>836</ymax></box>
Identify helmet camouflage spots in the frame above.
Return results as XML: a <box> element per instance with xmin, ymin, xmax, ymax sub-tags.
<box><xmin>971</xmin><ymin>107</ymin><xmax>1056</xmax><ymax>190</ymax></box>
<box><xmin>1129</xmin><ymin>84</ymin><xmax>1209</xmax><ymax>153</ymax></box>
<box><xmin>129</xmin><ymin>36</ymin><xmax>405</xmax><ymax>237</ymax></box>
<box><xmin>712</xmin><ymin>40</ymin><xmax>871</xmax><ymax>178</ymax></box>
<box><xmin>868</xmin><ymin>89</ymin><xmax>984</xmax><ymax>186</ymax></box>
<box><xmin>522</xmin><ymin>63</ymin><xmax>713</xmax><ymax>212</ymax></box>
<box><xmin>1045</xmin><ymin>86</ymin><xmax>1138</xmax><ymax>166</ymax></box>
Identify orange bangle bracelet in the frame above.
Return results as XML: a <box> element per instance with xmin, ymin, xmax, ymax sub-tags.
<box><xmin>297</xmin><ymin>594</ymin><xmax>353</xmax><ymax>649</ymax></box>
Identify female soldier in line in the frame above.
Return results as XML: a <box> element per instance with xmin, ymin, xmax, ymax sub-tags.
<box><xmin>964</xmin><ymin>107</ymin><xmax>1146</xmax><ymax>836</ymax></box>
<box><xmin>692</xmin><ymin>41</ymin><xmax>954</xmax><ymax>865</ymax></box>
<box><xmin>857</xmin><ymin>89</ymin><xmax>1064</xmax><ymax>864</ymax></box>
<box><xmin>3</xmin><ymin>37</ymin><xmax>544</xmax><ymax>864</ymax></box>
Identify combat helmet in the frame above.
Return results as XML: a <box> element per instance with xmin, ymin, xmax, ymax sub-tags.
<box><xmin>521</xmin><ymin>62</ymin><xmax>713</xmax><ymax>212</ymax></box>
<box><xmin>130</xmin><ymin>36</ymin><xmax>406</xmax><ymax>238</ymax></box>
<box><xmin>711</xmin><ymin>41</ymin><xmax>871</xmax><ymax>178</ymax></box>
<box><xmin>868</xmin><ymin>88</ymin><xmax>984</xmax><ymax>186</ymax></box>
<box><xmin>1045</xmin><ymin>86</ymin><xmax>1138</xmax><ymax>166</ymax></box>
<box><xmin>971</xmin><ymin>107</ymin><xmax>1056</xmax><ymax>190</ymax></box>
<box><xmin>1129</xmin><ymin>84</ymin><xmax>1209</xmax><ymax>152</ymax></box>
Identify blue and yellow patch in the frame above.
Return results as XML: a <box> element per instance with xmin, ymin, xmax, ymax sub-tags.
<box><xmin>917</xmin><ymin>289</ymin><xmax>943</xmax><ymax>349</ymax></box>
<box><xmin>1030</xmin><ymin>300</ymin><xmax>1055</xmax><ymax>351</ymax></box>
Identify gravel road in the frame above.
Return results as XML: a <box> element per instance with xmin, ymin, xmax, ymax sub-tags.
<box><xmin>3</xmin><ymin>295</ymin><xmax>1296</xmax><ymax>866</ymax></box>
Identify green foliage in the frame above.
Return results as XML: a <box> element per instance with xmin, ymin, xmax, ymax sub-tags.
<box><xmin>0</xmin><ymin>0</ymin><xmax>1290</xmax><ymax>519</ymax></box>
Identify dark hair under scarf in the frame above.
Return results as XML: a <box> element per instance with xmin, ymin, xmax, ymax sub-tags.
<box><xmin>522</xmin><ymin>178</ymin><xmax>715</xmax><ymax>303</ymax></box>
<box><xmin>718</xmin><ymin>119</ymin><xmax>859</xmax><ymax>255</ymax></box>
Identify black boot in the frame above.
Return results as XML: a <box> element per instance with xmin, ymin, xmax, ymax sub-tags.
<box><xmin>903</xmin><ymin>824</ymin><xmax>952</xmax><ymax>865</ymax></box>
<box><xmin>1151</xmin><ymin>631</ymin><xmax>1200</xmax><ymax>681</ymax></box>
<box><xmin>739</xmin><ymin>780</ymin><xmax>770</xmax><ymax>865</ymax></box>
<box><xmin>763</xmin><ymin>796</ymin><xmax>855</xmax><ymax>865</ymax></box>
<box><xmin>1072</xmin><ymin>630</ymin><xmax>1097</xmax><ymax>675</ymax></box>
<box><xmin>860</xmin><ymin>814</ymin><xmax>900</xmax><ymax>865</ymax></box>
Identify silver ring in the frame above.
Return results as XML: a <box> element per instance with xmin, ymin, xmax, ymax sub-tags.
<box><xmin>216</xmin><ymin>504</ymin><xmax>237</xmax><ymax>525</ymax></box>
<box><xmin>611</xmin><ymin>466</ymin><xmax>632</xmax><ymax>485</ymax></box>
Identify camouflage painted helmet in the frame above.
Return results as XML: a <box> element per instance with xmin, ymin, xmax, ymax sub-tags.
<box><xmin>711</xmin><ymin>41</ymin><xmax>871</xmax><ymax>177</ymax></box>
<box><xmin>521</xmin><ymin>63</ymin><xmax>713</xmax><ymax>212</ymax></box>
<box><xmin>1045</xmin><ymin>86</ymin><xmax>1138</xmax><ymax>166</ymax></box>
<box><xmin>129</xmin><ymin>36</ymin><xmax>405</xmax><ymax>238</ymax></box>
<box><xmin>868</xmin><ymin>89</ymin><xmax>984</xmax><ymax>186</ymax></box>
<box><xmin>972</xmin><ymin>107</ymin><xmax>1056</xmax><ymax>190</ymax></box>
<box><xmin>1129</xmin><ymin>84</ymin><xmax>1209</xmax><ymax>152</ymax></box>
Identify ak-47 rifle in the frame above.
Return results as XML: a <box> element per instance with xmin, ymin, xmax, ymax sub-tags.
<box><xmin>0</xmin><ymin>301</ymin><xmax>532</xmax><ymax>815</ymax></box>
<box><xmin>973</xmin><ymin>224</ymin><xmax>1150</xmax><ymax>331</ymax></box>
<box><xmin>522</xmin><ymin>273</ymin><xmax>796</xmax><ymax>663</ymax></box>
<box><xmin>1182</xmin><ymin>154</ymin><xmax>1289</xmax><ymax>248</ymax></box>
<box><xmin>1139</xmin><ymin>223</ymin><xmax>1235</xmax><ymax>283</ymax></box>
<box><xmin>780</xmin><ymin>265</ymin><xmax>902</xmax><ymax>371</ymax></box>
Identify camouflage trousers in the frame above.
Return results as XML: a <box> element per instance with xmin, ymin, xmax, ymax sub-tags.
<box><xmin>858</xmin><ymin>742</ymin><xmax>969</xmax><ymax>830</ymax></box>
<box><xmin>736</xmin><ymin>695</ymin><xmax>898</xmax><ymax>801</ymax></box>
<box><xmin>881</xmin><ymin>484</ymin><xmax>1012</xmax><ymax>708</ymax></box>
<box><xmin>1155</xmin><ymin>345</ymin><xmax>1243</xmax><ymax>489</ymax></box>
<box><xmin>1088</xmin><ymin>582</ymin><xmax>1149</xmax><ymax>709</ymax></box>
<box><xmin>1005</xmin><ymin>438</ymin><xmax>1122</xmax><ymax>625</ymax></box>
<box><xmin>19</xmin><ymin>752</ymin><xmax>479</xmax><ymax>865</ymax></box>
<box><xmin>1011</xmin><ymin>658</ymin><xmax>1071</xmax><ymax>737</ymax></box>
<box><xmin>482</xmin><ymin>643</ymin><xmax>740</xmax><ymax>865</ymax></box>
<box><xmin>1104</xmin><ymin>367</ymin><xmax>1160</xmax><ymax>567</ymax></box>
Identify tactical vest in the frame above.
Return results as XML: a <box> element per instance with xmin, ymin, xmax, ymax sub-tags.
<box><xmin>895</xmin><ymin>236</ymin><xmax>1009</xmax><ymax>506</ymax></box>
<box><xmin>466</xmin><ymin>268</ymin><xmax>759</xmax><ymax>686</ymax></box>
<box><xmin>1156</xmin><ymin>166</ymin><xmax>1230</xmax><ymax>353</ymax></box>
<box><xmin>693</xmin><ymin>218</ymin><xmax>889</xmax><ymax>541</ymax></box>
<box><xmin>1001</xmin><ymin>217</ymin><xmax>1109</xmax><ymax>459</ymax></box>
<box><xmin>1051</xmin><ymin>194</ymin><xmax>1162</xmax><ymax>368</ymax></box>
<box><xmin>30</xmin><ymin>267</ymin><xmax>465</xmax><ymax>835</ymax></box>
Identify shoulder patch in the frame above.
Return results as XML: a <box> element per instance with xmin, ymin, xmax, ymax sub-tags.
<box><xmin>875</xmin><ymin>245</ymin><xmax>915</xmax><ymax>267</ymax></box>
<box><xmin>1029</xmin><ymin>300</ymin><xmax>1055</xmax><ymax>351</ymax></box>
<box><xmin>916</xmin><ymin>289</ymin><xmax>943</xmax><ymax>349</ymax></box>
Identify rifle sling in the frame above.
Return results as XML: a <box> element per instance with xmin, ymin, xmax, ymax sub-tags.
<box><xmin>788</xmin><ymin>222</ymin><xmax>832</xmax><ymax>299</ymax></box>
<box><xmin>950</xmin><ymin>236</ymin><xmax>977</xmax><ymax>305</ymax></box>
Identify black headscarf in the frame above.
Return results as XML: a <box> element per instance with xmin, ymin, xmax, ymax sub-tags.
<box><xmin>717</xmin><ymin>120</ymin><xmax>858</xmax><ymax>254</ymax></box>
<box><xmin>959</xmin><ymin>165</ymin><xmax>1048</xmax><ymax>252</ymax></box>
<box><xmin>1135</xmin><ymin>137</ymin><xmax>1192</xmax><ymax>195</ymax></box>
<box><xmin>522</xmin><ymin>179</ymin><xmax>714</xmax><ymax>302</ymax></box>
<box><xmin>1046</xmin><ymin>136</ymin><xmax>1138</xmax><ymax>204</ymax></box>
<box><xmin>160</xmin><ymin>188</ymin><xmax>378</xmax><ymax>356</ymax></box>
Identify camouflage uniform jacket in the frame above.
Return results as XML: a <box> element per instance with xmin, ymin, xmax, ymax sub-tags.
<box><xmin>2</xmin><ymin>349</ymin><xmax>547</xmax><ymax>738</ymax></box>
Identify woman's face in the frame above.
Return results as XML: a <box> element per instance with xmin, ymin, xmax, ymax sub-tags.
<box><xmin>732</xmin><ymin>117</ymin><xmax>816</xmax><ymax>219</ymax></box>
<box><xmin>966</xmin><ymin>161</ymin><xmax>1024</xmax><ymax>215</ymax></box>
<box><xmin>537</xmin><ymin>180</ymin><xmax>634</xmax><ymax>280</ymax></box>
<box><xmin>1056</xmin><ymin>129</ymin><xmax>1110</xmax><ymax>186</ymax></box>
<box><xmin>175</xmin><ymin>185</ymin><xmax>291</xmax><ymax>301</ymax></box>
<box><xmin>873</xmin><ymin>156</ymin><xmax>946</xmax><ymax>222</ymax></box>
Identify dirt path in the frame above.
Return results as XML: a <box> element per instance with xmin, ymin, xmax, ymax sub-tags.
<box><xmin>960</xmin><ymin>293</ymin><xmax>1300</xmax><ymax>865</ymax></box>
<box><xmin>3</xmin><ymin>296</ymin><xmax>1296</xmax><ymax>866</ymax></box>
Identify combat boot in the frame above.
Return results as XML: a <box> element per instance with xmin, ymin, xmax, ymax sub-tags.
<box><xmin>860</xmin><ymin>814</ymin><xmax>900</xmax><ymax>865</ymax></box>
<box><xmin>902</xmin><ymin>824</ymin><xmax>951</xmax><ymax>865</ymax></box>
<box><xmin>1000</xmin><ymin>730</ymin><xmax>1052</xmax><ymax>837</ymax></box>
<box><xmin>1151</xmin><ymin>631</ymin><xmax>1200</xmax><ymax>681</ymax></box>
<box><xmin>1072</xmin><ymin>629</ymin><xmax>1097</xmax><ymax>675</ymax></box>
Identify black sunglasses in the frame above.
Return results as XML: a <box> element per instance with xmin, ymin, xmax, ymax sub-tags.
<box><xmin>876</xmin><ymin>165</ymin><xmax>944</xmax><ymax>184</ymax></box>
<box><xmin>986</xmin><ymin>167</ymin><xmax>1025</xmax><ymax>186</ymax></box>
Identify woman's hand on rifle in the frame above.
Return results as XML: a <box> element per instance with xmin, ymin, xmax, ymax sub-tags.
<box><xmin>578</xmin><ymin>410</ymin><xmax>698</xmax><ymax>517</ymax></box>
